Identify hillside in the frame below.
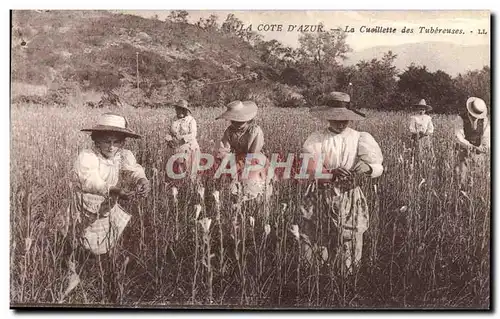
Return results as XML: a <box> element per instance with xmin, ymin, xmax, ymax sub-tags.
<box><xmin>10</xmin><ymin>11</ymin><xmax>490</xmax><ymax>112</ymax></box>
<box><xmin>11</xmin><ymin>10</ymin><xmax>277</xmax><ymax>107</ymax></box>
<box><xmin>343</xmin><ymin>42</ymin><xmax>490</xmax><ymax>76</ymax></box>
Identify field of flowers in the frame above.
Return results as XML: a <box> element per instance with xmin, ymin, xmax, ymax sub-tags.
<box><xmin>10</xmin><ymin>104</ymin><xmax>490</xmax><ymax>308</ymax></box>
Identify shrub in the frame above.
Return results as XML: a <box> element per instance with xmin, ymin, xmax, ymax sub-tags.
<box><xmin>273</xmin><ymin>83</ymin><xmax>306</xmax><ymax>108</ymax></box>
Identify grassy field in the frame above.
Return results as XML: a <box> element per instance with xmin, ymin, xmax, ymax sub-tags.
<box><xmin>10</xmin><ymin>104</ymin><xmax>490</xmax><ymax>308</ymax></box>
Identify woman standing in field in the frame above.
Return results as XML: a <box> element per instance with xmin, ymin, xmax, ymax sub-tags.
<box><xmin>409</xmin><ymin>99</ymin><xmax>435</xmax><ymax>161</ymax></box>
<box><xmin>215</xmin><ymin>100</ymin><xmax>272</xmax><ymax>205</ymax></box>
<box><xmin>60</xmin><ymin>112</ymin><xmax>150</xmax><ymax>302</ymax></box>
<box><xmin>166</xmin><ymin>99</ymin><xmax>200</xmax><ymax>181</ymax></box>
<box><xmin>300</xmin><ymin>91</ymin><xmax>384</xmax><ymax>275</ymax></box>
<box><xmin>454</xmin><ymin>96</ymin><xmax>490</xmax><ymax>186</ymax></box>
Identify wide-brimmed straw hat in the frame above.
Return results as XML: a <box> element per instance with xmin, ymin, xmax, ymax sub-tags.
<box><xmin>413</xmin><ymin>99</ymin><xmax>433</xmax><ymax>112</ymax></box>
<box><xmin>81</xmin><ymin>113</ymin><xmax>141</xmax><ymax>139</ymax></box>
<box><xmin>466</xmin><ymin>97</ymin><xmax>487</xmax><ymax>119</ymax></box>
<box><xmin>216</xmin><ymin>100</ymin><xmax>258</xmax><ymax>122</ymax></box>
<box><xmin>310</xmin><ymin>91</ymin><xmax>366</xmax><ymax>121</ymax></box>
<box><xmin>173</xmin><ymin>99</ymin><xmax>192</xmax><ymax>113</ymax></box>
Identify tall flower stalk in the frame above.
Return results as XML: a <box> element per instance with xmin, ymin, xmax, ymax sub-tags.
<box><xmin>191</xmin><ymin>204</ymin><xmax>202</xmax><ymax>303</ymax></box>
<box><xmin>200</xmin><ymin>217</ymin><xmax>213</xmax><ymax>303</ymax></box>
<box><xmin>291</xmin><ymin>224</ymin><xmax>301</xmax><ymax>299</ymax></box>
<box><xmin>172</xmin><ymin>187</ymin><xmax>179</xmax><ymax>241</ymax></box>
<box><xmin>213</xmin><ymin>191</ymin><xmax>224</xmax><ymax>273</ymax></box>
<box><xmin>259</xmin><ymin>224</ymin><xmax>271</xmax><ymax>282</ymax></box>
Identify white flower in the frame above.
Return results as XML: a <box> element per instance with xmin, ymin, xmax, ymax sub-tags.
<box><xmin>194</xmin><ymin>204</ymin><xmax>202</xmax><ymax>219</ymax></box>
<box><xmin>123</xmin><ymin>256</ymin><xmax>130</xmax><ymax>270</ymax></box>
<box><xmin>231</xmin><ymin>216</ymin><xmax>238</xmax><ymax>228</ymax></box>
<box><xmin>198</xmin><ymin>186</ymin><xmax>205</xmax><ymax>199</ymax></box>
<box><xmin>264</xmin><ymin>224</ymin><xmax>271</xmax><ymax>236</ymax></box>
<box><xmin>199</xmin><ymin>217</ymin><xmax>212</xmax><ymax>233</ymax></box>
<box><xmin>319</xmin><ymin>246</ymin><xmax>328</xmax><ymax>264</ymax></box>
<box><xmin>24</xmin><ymin>237</ymin><xmax>32</xmax><ymax>252</ymax></box>
<box><xmin>249</xmin><ymin>216</ymin><xmax>255</xmax><ymax>228</ymax></box>
<box><xmin>61</xmin><ymin>272</ymin><xmax>80</xmax><ymax>302</ymax></box>
<box><xmin>290</xmin><ymin>225</ymin><xmax>300</xmax><ymax>240</ymax></box>
<box><xmin>281</xmin><ymin>203</ymin><xmax>288</xmax><ymax>213</ymax></box>
<box><xmin>60</xmin><ymin>260</ymin><xmax>80</xmax><ymax>302</ymax></box>
<box><xmin>399</xmin><ymin>205</ymin><xmax>408</xmax><ymax>213</ymax></box>
<box><xmin>212</xmin><ymin>190</ymin><xmax>220</xmax><ymax>204</ymax></box>
<box><xmin>172</xmin><ymin>187</ymin><xmax>178</xmax><ymax>202</ymax></box>
<box><xmin>300</xmin><ymin>205</ymin><xmax>313</xmax><ymax>219</ymax></box>
<box><xmin>418</xmin><ymin>179</ymin><xmax>426</xmax><ymax>189</ymax></box>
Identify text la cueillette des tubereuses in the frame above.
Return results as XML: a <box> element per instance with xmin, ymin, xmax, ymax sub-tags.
<box><xmin>231</xmin><ymin>24</ymin><xmax>466</xmax><ymax>34</ymax></box>
<box><xmin>343</xmin><ymin>25</ymin><xmax>465</xmax><ymax>34</ymax></box>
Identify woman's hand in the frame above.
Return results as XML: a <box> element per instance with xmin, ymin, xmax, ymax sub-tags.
<box><xmin>331</xmin><ymin>167</ymin><xmax>353</xmax><ymax>181</ymax></box>
<box><xmin>351</xmin><ymin>162</ymin><xmax>373</xmax><ymax>176</ymax></box>
<box><xmin>109</xmin><ymin>186</ymin><xmax>134</xmax><ymax>200</ymax></box>
<box><xmin>135</xmin><ymin>178</ymin><xmax>151</xmax><ymax>197</ymax></box>
<box><xmin>217</xmin><ymin>143</ymin><xmax>231</xmax><ymax>160</ymax></box>
<box><xmin>473</xmin><ymin>145</ymin><xmax>488</xmax><ymax>154</ymax></box>
<box><xmin>166</xmin><ymin>134</ymin><xmax>180</xmax><ymax>148</ymax></box>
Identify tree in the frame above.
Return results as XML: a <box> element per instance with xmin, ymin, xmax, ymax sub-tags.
<box><xmin>394</xmin><ymin>64</ymin><xmax>463</xmax><ymax>113</ymax></box>
<box><xmin>221</xmin><ymin>13</ymin><xmax>244</xmax><ymax>34</ymax></box>
<box><xmin>241</xmin><ymin>30</ymin><xmax>262</xmax><ymax>46</ymax></box>
<box><xmin>428</xmin><ymin>70</ymin><xmax>460</xmax><ymax>113</ymax></box>
<box><xmin>295</xmin><ymin>24</ymin><xmax>351</xmax><ymax>95</ymax></box>
<box><xmin>337</xmin><ymin>51</ymin><xmax>398</xmax><ymax>109</ymax></box>
<box><xmin>167</xmin><ymin>10</ymin><xmax>189</xmax><ymax>23</ymax></box>
<box><xmin>197</xmin><ymin>14</ymin><xmax>219</xmax><ymax>31</ymax></box>
<box><xmin>255</xmin><ymin>39</ymin><xmax>294</xmax><ymax>69</ymax></box>
<box><xmin>280</xmin><ymin>67</ymin><xmax>307</xmax><ymax>86</ymax></box>
<box><xmin>455</xmin><ymin>66</ymin><xmax>490</xmax><ymax>109</ymax></box>
<box><xmin>221</xmin><ymin>13</ymin><xmax>261</xmax><ymax>45</ymax></box>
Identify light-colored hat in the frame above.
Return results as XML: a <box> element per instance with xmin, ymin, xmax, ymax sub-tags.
<box><xmin>173</xmin><ymin>99</ymin><xmax>192</xmax><ymax>113</ymax></box>
<box><xmin>413</xmin><ymin>99</ymin><xmax>433</xmax><ymax>111</ymax></box>
<box><xmin>466</xmin><ymin>97</ymin><xmax>487</xmax><ymax>119</ymax></box>
<box><xmin>310</xmin><ymin>91</ymin><xmax>365</xmax><ymax>121</ymax></box>
<box><xmin>216</xmin><ymin>100</ymin><xmax>258</xmax><ymax>122</ymax></box>
<box><xmin>81</xmin><ymin>113</ymin><xmax>141</xmax><ymax>139</ymax></box>
<box><xmin>324</xmin><ymin>91</ymin><xmax>351</xmax><ymax>103</ymax></box>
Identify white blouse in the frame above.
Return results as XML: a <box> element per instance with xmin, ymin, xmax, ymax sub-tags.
<box><xmin>302</xmin><ymin>127</ymin><xmax>384</xmax><ymax>178</ymax></box>
<box><xmin>72</xmin><ymin>147</ymin><xmax>147</xmax><ymax>215</ymax></box>
<box><xmin>409</xmin><ymin>114</ymin><xmax>434</xmax><ymax>135</ymax></box>
<box><xmin>170</xmin><ymin>115</ymin><xmax>199</xmax><ymax>151</ymax></box>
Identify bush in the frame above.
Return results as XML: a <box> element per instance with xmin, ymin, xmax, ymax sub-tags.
<box><xmin>280</xmin><ymin>67</ymin><xmax>308</xmax><ymax>86</ymax></box>
<box><xmin>12</xmin><ymin>95</ymin><xmax>46</xmax><ymax>105</ymax></box>
<box><xmin>273</xmin><ymin>84</ymin><xmax>306</xmax><ymax>108</ymax></box>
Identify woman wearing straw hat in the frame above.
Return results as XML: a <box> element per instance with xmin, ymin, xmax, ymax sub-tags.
<box><xmin>454</xmin><ymin>96</ymin><xmax>490</xmax><ymax>186</ymax></box>
<box><xmin>300</xmin><ymin>91</ymin><xmax>384</xmax><ymax>275</ymax></box>
<box><xmin>215</xmin><ymin>100</ymin><xmax>272</xmax><ymax>205</ymax></box>
<box><xmin>409</xmin><ymin>99</ymin><xmax>435</xmax><ymax>161</ymax></box>
<box><xmin>166</xmin><ymin>99</ymin><xmax>200</xmax><ymax>180</ymax></box>
<box><xmin>59</xmin><ymin>112</ymin><xmax>150</xmax><ymax>302</ymax></box>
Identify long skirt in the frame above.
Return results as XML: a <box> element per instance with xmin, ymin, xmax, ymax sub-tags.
<box><xmin>300</xmin><ymin>182</ymin><xmax>369</xmax><ymax>274</ymax></box>
<box><xmin>79</xmin><ymin>204</ymin><xmax>131</xmax><ymax>255</ymax></box>
<box><xmin>229</xmin><ymin>155</ymin><xmax>274</xmax><ymax>205</ymax></box>
<box><xmin>58</xmin><ymin>200</ymin><xmax>132</xmax><ymax>303</ymax></box>
<box><xmin>171</xmin><ymin>143</ymin><xmax>201</xmax><ymax>182</ymax></box>
<box><xmin>410</xmin><ymin>134</ymin><xmax>435</xmax><ymax>163</ymax></box>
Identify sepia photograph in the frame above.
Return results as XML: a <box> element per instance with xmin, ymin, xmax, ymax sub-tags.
<box><xmin>9</xmin><ymin>9</ymin><xmax>491</xmax><ymax>309</ymax></box>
